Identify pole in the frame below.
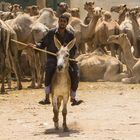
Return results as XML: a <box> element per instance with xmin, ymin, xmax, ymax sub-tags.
<box><xmin>10</xmin><ymin>39</ymin><xmax>77</xmax><ymax>62</ymax></box>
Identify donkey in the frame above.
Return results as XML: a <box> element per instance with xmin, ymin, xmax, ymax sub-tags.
<box><xmin>51</xmin><ymin>35</ymin><xmax>76</xmax><ymax>132</ymax></box>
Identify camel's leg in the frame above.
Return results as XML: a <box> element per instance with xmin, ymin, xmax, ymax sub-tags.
<box><xmin>104</xmin><ymin>64</ymin><xmax>128</xmax><ymax>82</ymax></box>
<box><xmin>62</xmin><ymin>97</ymin><xmax>69</xmax><ymax>132</ymax></box>
<box><xmin>27</xmin><ymin>51</ymin><xmax>36</xmax><ymax>88</ymax></box>
<box><xmin>122</xmin><ymin>76</ymin><xmax>138</xmax><ymax>84</ymax></box>
<box><xmin>110</xmin><ymin>44</ymin><xmax>116</xmax><ymax>57</ymax></box>
<box><xmin>52</xmin><ymin>97</ymin><xmax>59</xmax><ymax>130</ymax></box>
<box><xmin>7</xmin><ymin>72</ymin><xmax>11</xmax><ymax>89</ymax></box>
<box><xmin>8</xmin><ymin>50</ymin><xmax>22</xmax><ymax>90</ymax></box>
<box><xmin>35</xmin><ymin>52</ymin><xmax>44</xmax><ymax>88</ymax></box>
<box><xmin>1</xmin><ymin>58</ymin><xmax>6</xmax><ymax>94</ymax></box>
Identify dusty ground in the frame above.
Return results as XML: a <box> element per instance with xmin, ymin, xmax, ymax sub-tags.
<box><xmin>0</xmin><ymin>81</ymin><xmax>140</xmax><ymax>140</ymax></box>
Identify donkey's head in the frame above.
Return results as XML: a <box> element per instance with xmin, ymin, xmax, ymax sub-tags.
<box><xmin>54</xmin><ymin>36</ymin><xmax>76</xmax><ymax>72</ymax></box>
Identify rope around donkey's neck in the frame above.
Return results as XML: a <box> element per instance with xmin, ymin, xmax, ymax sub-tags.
<box><xmin>11</xmin><ymin>39</ymin><xmax>77</xmax><ymax>62</ymax></box>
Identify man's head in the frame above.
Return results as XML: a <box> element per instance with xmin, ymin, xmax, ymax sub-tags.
<box><xmin>58</xmin><ymin>14</ymin><xmax>69</xmax><ymax>29</ymax></box>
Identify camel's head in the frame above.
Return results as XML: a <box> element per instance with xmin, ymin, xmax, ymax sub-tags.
<box><xmin>103</xmin><ymin>11</ymin><xmax>112</xmax><ymax>21</ymax></box>
<box><xmin>9</xmin><ymin>4</ymin><xmax>22</xmax><ymax>13</ymax></box>
<box><xmin>57</xmin><ymin>2</ymin><xmax>69</xmax><ymax>13</ymax></box>
<box><xmin>110</xmin><ymin>4</ymin><xmax>127</xmax><ymax>13</ymax></box>
<box><xmin>130</xmin><ymin>6</ymin><xmax>140</xmax><ymax>13</ymax></box>
<box><xmin>92</xmin><ymin>7</ymin><xmax>103</xmax><ymax>17</ymax></box>
<box><xmin>54</xmin><ymin>36</ymin><xmax>76</xmax><ymax>72</ymax></box>
<box><xmin>68</xmin><ymin>8</ymin><xmax>80</xmax><ymax>18</ymax></box>
<box><xmin>84</xmin><ymin>1</ymin><xmax>95</xmax><ymax>11</ymax></box>
<box><xmin>108</xmin><ymin>33</ymin><xmax>128</xmax><ymax>46</ymax></box>
<box><xmin>31</xmin><ymin>22</ymin><xmax>49</xmax><ymax>43</ymax></box>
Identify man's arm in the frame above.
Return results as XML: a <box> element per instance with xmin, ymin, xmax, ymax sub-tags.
<box><xmin>36</xmin><ymin>31</ymin><xmax>50</xmax><ymax>49</ymax></box>
<box><xmin>69</xmin><ymin>33</ymin><xmax>77</xmax><ymax>59</ymax></box>
<box><xmin>27</xmin><ymin>30</ymin><xmax>50</xmax><ymax>49</ymax></box>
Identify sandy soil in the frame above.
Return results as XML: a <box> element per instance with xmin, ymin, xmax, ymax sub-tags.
<box><xmin>0</xmin><ymin>81</ymin><xmax>140</xmax><ymax>140</ymax></box>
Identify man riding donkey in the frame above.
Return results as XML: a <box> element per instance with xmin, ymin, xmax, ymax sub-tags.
<box><xmin>28</xmin><ymin>14</ymin><xmax>83</xmax><ymax>106</ymax></box>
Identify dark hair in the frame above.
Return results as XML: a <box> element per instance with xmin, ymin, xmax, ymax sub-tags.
<box><xmin>59</xmin><ymin>14</ymin><xmax>69</xmax><ymax>22</ymax></box>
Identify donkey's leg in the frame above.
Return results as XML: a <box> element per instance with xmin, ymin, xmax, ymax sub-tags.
<box><xmin>62</xmin><ymin>97</ymin><xmax>69</xmax><ymax>132</ymax></box>
<box><xmin>52</xmin><ymin>97</ymin><xmax>59</xmax><ymax>130</ymax></box>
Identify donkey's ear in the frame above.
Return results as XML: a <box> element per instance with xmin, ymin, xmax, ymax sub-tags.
<box><xmin>54</xmin><ymin>35</ymin><xmax>62</xmax><ymax>50</ymax></box>
<box><xmin>66</xmin><ymin>38</ymin><xmax>76</xmax><ymax>51</ymax></box>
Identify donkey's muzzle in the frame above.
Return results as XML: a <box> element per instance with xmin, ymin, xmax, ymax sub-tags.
<box><xmin>57</xmin><ymin>65</ymin><xmax>63</xmax><ymax>71</ymax></box>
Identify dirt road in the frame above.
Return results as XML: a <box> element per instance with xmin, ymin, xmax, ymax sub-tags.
<box><xmin>0</xmin><ymin>82</ymin><xmax>140</xmax><ymax>140</ymax></box>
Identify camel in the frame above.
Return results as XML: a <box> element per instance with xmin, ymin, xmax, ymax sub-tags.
<box><xmin>25</xmin><ymin>5</ymin><xmax>39</xmax><ymax>16</ymax></box>
<box><xmin>37</xmin><ymin>8</ymin><xmax>58</xmax><ymax>29</ymax></box>
<box><xmin>77</xmin><ymin>48</ymin><xmax>128</xmax><ymax>82</ymax></box>
<box><xmin>56</xmin><ymin>2</ymin><xmax>69</xmax><ymax>17</ymax></box>
<box><xmin>92</xmin><ymin>11</ymin><xmax>121</xmax><ymax>58</ymax></box>
<box><xmin>83</xmin><ymin>1</ymin><xmax>95</xmax><ymax>24</ymax></box>
<box><xmin>80</xmin><ymin>6</ymin><xmax>103</xmax><ymax>53</ymax></box>
<box><xmin>0</xmin><ymin>11</ymin><xmax>14</xmax><ymax>21</ymax></box>
<box><xmin>110</xmin><ymin>4</ymin><xmax>129</xmax><ymax>24</ymax></box>
<box><xmin>119</xmin><ymin>10</ymin><xmax>140</xmax><ymax>57</ymax></box>
<box><xmin>108</xmin><ymin>33</ymin><xmax>140</xmax><ymax>84</ymax></box>
<box><xmin>67</xmin><ymin>8</ymin><xmax>80</xmax><ymax>18</ymax></box>
<box><xmin>0</xmin><ymin>3</ymin><xmax>23</xmax><ymax>21</ymax></box>
<box><xmin>130</xmin><ymin>6</ymin><xmax>140</xmax><ymax>27</ymax></box>
<box><xmin>0</xmin><ymin>1</ymin><xmax>11</xmax><ymax>11</ymax></box>
<box><xmin>0</xmin><ymin>19</ymin><xmax>22</xmax><ymax>93</ymax></box>
<box><xmin>5</xmin><ymin>14</ymin><xmax>48</xmax><ymax>88</ymax></box>
<box><xmin>51</xmin><ymin>36</ymin><xmax>76</xmax><ymax>132</ymax></box>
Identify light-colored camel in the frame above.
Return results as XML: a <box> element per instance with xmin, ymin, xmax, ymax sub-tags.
<box><xmin>92</xmin><ymin>11</ymin><xmax>121</xmax><ymax>57</ymax></box>
<box><xmin>0</xmin><ymin>11</ymin><xmax>14</xmax><ymax>21</ymax></box>
<box><xmin>51</xmin><ymin>36</ymin><xmax>76</xmax><ymax>132</ymax></box>
<box><xmin>80</xmin><ymin>6</ymin><xmax>103</xmax><ymax>53</ymax></box>
<box><xmin>108</xmin><ymin>33</ymin><xmax>140</xmax><ymax>84</ymax></box>
<box><xmin>0</xmin><ymin>1</ymin><xmax>11</xmax><ymax>11</ymax></box>
<box><xmin>0</xmin><ymin>19</ymin><xmax>22</xmax><ymax>93</ymax></box>
<box><xmin>77</xmin><ymin>48</ymin><xmax>128</xmax><ymax>82</ymax></box>
<box><xmin>67</xmin><ymin>8</ymin><xmax>80</xmax><ymax>18</ymax></box>
<box><xmin>25</xmin><ymin>5</ymin><xmax>39</xmax><ymax>16</ymax></box>
<box><xmin>6</xmin><ymin>14</ymin><xmax>48</xmax><ymax>88</ymax></box>
<box><xmin>0</xmin><ymin>3</ymin><xmax>23</xmax><ymax>21</ymax></box>
<box><xmin>119</xmin><ymin>10</ymin><xmax>140</xmax><ymax>57</ymax></box>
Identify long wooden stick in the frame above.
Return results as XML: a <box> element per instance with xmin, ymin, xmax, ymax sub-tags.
<box><xmin>11</xmin><ymin>39</ymin><xmax>77</xmax><ymax>62</ymax></box>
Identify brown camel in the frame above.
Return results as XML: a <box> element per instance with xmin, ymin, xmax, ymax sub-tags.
<box><xmin>0</xmin><ymin>19</ymin><xmax>22</xmax><ymax>93</ymax></box>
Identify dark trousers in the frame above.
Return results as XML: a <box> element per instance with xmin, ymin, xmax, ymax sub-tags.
<box><xmin>44</xmin><ymin>61</ymin><xmax>79</xmax><ymax>92</ymax></box>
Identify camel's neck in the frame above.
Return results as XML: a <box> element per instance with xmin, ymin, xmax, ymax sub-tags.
<box><xmin>83</xmin><ymin>15</ymin><xmax>99</xmax><ymax>39</ymax></box>
<box><xmin>121</xmin><ymin>38</ymin><xmax>138</xmax><ymax>70</ymax></box>
<box><xmin>87</xmin><ymin>16</ymin><xmax>99</xmax><ymax>37</ymax></box>
<box><xmin>118</xmin><ymin>12</ymin><xmax>125</xmax><ymax>24</ymax></box>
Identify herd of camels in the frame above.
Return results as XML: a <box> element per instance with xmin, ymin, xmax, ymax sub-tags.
<box><xmin>0</xmin><ymin>1</ymin><xmax>140</xmax><ymax>94</ymax></box>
